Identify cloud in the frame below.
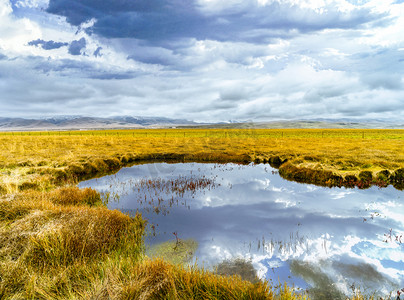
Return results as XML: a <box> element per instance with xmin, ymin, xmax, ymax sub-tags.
<box><xmin>290</xmin><ymin>259</ymin><xmax>397</xmax><ymax>297</ymax></box>
<box><xmin>333</xmin><ymin>260</ymin><xmax>393</xmax><ymax>285</ymax></box>
<box><xmin>22</xmin><ymin>55</ymin><xmax>141</xmax><ymax>80</ymax></box>
<box><xmin>28</xmin><ymin>38</ymin><xmax>68</xmax><ymax>50</ymax></box>
<box><xmin>0</xmin><ymin>0</ymin><xmax>42</xmax><ymax>55</ymax></box>
<box><xmin>45</xmin><ymin>0</ymin><xmax>384</xmax><ymax>44</ymax></box>
<box><xmin>93</xmin><ymin>46</ymin><xmax>102</xmax><ymax>57</ymax></box>
<box><xmin>68</xmin><ymin>37</ymin><xmax>86</xmax><ymax>55</ymax></box>
<box><xmin>361</xmin><ymin>72</ymin><xmax>403</xmax><ymax>90</ymax></box>
<box><xmin>1</xmin><ymin>0</ymin><xmax>403</xmax><ymax>121</ymax></box>
<box><xmin>127</xmin><ymin>46</ymin><xmax>179</xmax><ymax>67</ymax></box>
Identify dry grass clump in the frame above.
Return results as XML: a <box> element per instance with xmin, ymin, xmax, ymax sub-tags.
<box><xmin>0</xmin><ymin>195</ymin><xmax>144</xmax><ymax>267</ymax></box>
<box><xmin>49</xmin><ymin>186</ymin><xmax>103</xmax><ymax>206</ymax></box>
<box><xmin>25</xmin><ymin>207</ymin><xmax>145</xmax><ymax>267</ymax></box>
<box><xmin>0</xmin><ymin>190</ymin><xmax>145</xmax><ymax>298</ymax></box>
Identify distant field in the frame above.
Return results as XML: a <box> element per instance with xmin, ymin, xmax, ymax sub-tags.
<box><xmin>0</xmin><ymin>128</ymin><xmax>403</xmax><ymax>193</ymax></box>
<box><xmin>1</xmin><ymin>128</ymin><xmax>403</xmax><ymax>138</ymax></box>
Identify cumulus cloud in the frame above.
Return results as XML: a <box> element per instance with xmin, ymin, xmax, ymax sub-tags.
<box><xmin>68</xmin><ymin>37</ymin><xmax>86</xmax><ymax>55</ymax></box>
<box><xmin>28</xmin><ymin>38</ymin><xmax>68</xmax><ymax>50</ymax></box>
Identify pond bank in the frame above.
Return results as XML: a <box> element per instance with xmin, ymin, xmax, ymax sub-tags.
<box><xmin>46</xmin><ymin>153</ymin><xmax>404</xmax><ymax>191</ymax></box>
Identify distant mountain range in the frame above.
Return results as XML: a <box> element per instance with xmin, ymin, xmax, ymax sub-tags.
<box><xmin>180</xmin><ymin>118</ymin><xmax>404</xmax><ymax>129</ymax></box>
<box><xmin>0</xmin><ymin>116</ymin><xmax>402</xmax><ymax>131</ymax></box>
<box><xmin>0</xmin><ymin>116</ymin><xmax>196</xmax><ymax>130</ymax></box>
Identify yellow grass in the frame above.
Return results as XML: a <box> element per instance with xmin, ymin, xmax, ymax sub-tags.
<box><xmin>0</xmin><ymin>128</ymin><xmax>402</xmax><ymax>299</ymax></box>
<box><xmin>0</xmin><ymin>128</ymin><xmax>403</xmax><ymax>192</ymax></box>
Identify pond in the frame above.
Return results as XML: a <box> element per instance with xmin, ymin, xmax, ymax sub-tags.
<box><xmin>79</xmin><ymin>162</ymin><xmax>404</xmax><ymax>297</ymax></box>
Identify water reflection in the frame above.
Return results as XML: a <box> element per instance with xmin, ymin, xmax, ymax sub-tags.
<box><xmin>79</xmin><ymin>163</ymin><xmax>404</xmax><ymax>297</ymax></box>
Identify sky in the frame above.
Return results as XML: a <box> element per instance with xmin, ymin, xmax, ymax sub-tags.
<box><xmin>0</xmin><ymin>0</ymin><xmax>403</xmax><ymax>122</ymax></box>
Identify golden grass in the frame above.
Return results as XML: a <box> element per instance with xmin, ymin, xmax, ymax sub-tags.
<box><xmin>0</xmin><ymin>129</ymin><xmax>403</xmax><ymax>192</ymax></box>
<box><xmin>0</xmin><ymin>188</ymin><xmax>145</xmax><ymax>298</ymax></box>
<box><xmin>0</xmin><ymin>128</ymin><xmax>402</xmax><ymax>299</ymax></box>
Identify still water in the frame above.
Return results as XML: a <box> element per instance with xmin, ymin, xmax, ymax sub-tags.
<box><xmin>79</xmin><ymin>163</ymin><xmax>404</xmax><ymax>296</ymax></box>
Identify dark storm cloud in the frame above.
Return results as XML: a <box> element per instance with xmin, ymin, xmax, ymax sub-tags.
<box><xmin>46</xmin><ymin>0</ymin><xmax>170</xmax><ymax>26</ymax></box>
<box><xmin>46</xmin><ymin>0</ymin><xmax>383</xmax><ymax>44</ymax></box>
<box><xmin>28</xmin><ymin>39</ymin><xmax>68</xmax><ymax>50</ymax></box>
<box><xmin>46</xmin><ymin>0</ymin><xmax>204</xmax><ymax>41</ymax></box>
<box><xmin>68</xmin><ymin>37</ymin><xmax>86</xmax><ymax>55</ymax></box>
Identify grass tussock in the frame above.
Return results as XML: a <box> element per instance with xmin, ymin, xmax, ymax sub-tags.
<box><xmin>49</xmin><ymin>186</ymin><xmax>103</xmax><ymax>206</ymax></box>
<box><xmin>0</xmin><ymin>189</ymin><xmax>145</xmax><ymax>299</ymax></box>
<box><xmin>26</xmin><ymin>207</ymin><xmax>145</xmax><ymax>268</ymax></box>
<box><xmin>0</xmin><ymin>193</ymin><xmax>144</xmax><ymax>266</ymax></box>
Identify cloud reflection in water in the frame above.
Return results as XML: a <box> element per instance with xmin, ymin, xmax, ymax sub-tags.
<box><xmin>79</xmin><ymin>163</ymin><xmax>404</xmax><ymax>296</ymax></box>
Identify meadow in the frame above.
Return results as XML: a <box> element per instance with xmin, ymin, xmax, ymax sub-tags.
<box><xmin>0</xmin><ymin>128</ymin><xmax>403</xmax><ymax>299</ymax></box>
<box><xmin>0</xmin><ymin>128</ymin><xmax>403</xmax><ymax>193</ymax></box>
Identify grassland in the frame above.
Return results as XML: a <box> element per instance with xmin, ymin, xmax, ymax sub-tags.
<box><xmin>0</xmin><ymin>128</ymin><xmax>403</xmax><ymax>193</ymax></box>
<box><xmin>0</xmin><ymin>128</ymin><xmax>402</xmax><ymax>299</ymax></box>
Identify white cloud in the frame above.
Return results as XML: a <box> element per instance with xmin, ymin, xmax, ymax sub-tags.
<box><xmin>0</xmin><ymin>0</ymin><xmax>403</xmax><ymax>121</ymax></box>
<box><xmin>13</xmin><ymin>0</ymin><xmax>49</xmax><ymax>9</ymax></box>
<box><xmin>0</xmin><ymin>0</ymin><xmax>42</xmax><ymax>54</ymax></box>
<box><xmin>359</xmin><ymin>1</ymin><xmax>404</xmax><ymax>47</ymax></box>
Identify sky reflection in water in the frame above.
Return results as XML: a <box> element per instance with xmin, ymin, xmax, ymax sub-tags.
<box><xmin>79</xmin><ymin>163</ymin><xmax>404</xmax><ymax>295</ymax></box>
